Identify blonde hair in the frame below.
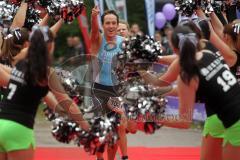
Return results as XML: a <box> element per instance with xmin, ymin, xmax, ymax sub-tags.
<box><xmin>119</xmin><ymin>20</ymin><xmax>130</xmax><ymax>31</ymax></box>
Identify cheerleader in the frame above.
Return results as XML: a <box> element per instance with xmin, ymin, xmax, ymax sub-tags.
<box><xmin>0</xmin><ymin>26</ymin><xmax>90</xmax><ymax>160</ymax></box>
<box><xmin>160</xmin><ymin>25</ymin><xmax>240</xmax><ymax>160</ymax></box>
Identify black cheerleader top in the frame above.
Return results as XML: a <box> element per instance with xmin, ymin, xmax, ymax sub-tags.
<box><xmin>230</xmin><ymin>50</ymin><xmax>240</xmax><ymax>83</ymax></box>
<box><xmin>196</xmin><ymin>41</ymin><xmax>225</xmax><ymax>117</ymax></box>
<box><xmin>196</xmin><ymin>52</ymin><xmax>240</xmax><ymax>128</ymax></box>
<box><xmin>0</xmin><ymin>61</ymin><xmax>49</xmax><ymax>129</ymax></box>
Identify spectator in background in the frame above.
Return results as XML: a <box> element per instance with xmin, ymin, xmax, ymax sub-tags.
<box><xmin>162</xmin><ymin>24</ymin><xmax>173</xmax><ymax>55</ymax></box>
<box><xmin>154</xmin><ymin>31</ymin><xmax>170</xmax><ymax>56</ymax></box>
<box><xmin>72</xmin><ymin>36</ymin><xmax>84</xmax><ymax>55</ymax></box>
<box><xmin>66</xmin><ymin>36</ymin><xmax>75</xmax><ymax>57</ymax></box>
<box><xmin>61</xmin><ymin>35</ymin><xmax>84</xmax><ymax>62</ymax></box>
<box><xmin>130</xmin><ymin>23</ymin><xmax>143</xmax><ymax>36</ymax></box>
<box><xmin>117</xmin><ymin>20</ymin><xmax>130</xmax><ymax>38</ymax></box>
<box><xmin>0</xmin><ymin>23</ymin><xmax>3</xmax><ymax>32</ymax></box>
<box><xmin>154</xmin><ymin>31</ymin><xmax>162</xmax><ymax>43</ymax></box>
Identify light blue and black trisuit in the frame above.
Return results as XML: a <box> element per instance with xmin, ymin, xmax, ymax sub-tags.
<box><xmin>93</xmin><ymin>35</ymin><xmax>123</xmax><ymax>115</ymax></box>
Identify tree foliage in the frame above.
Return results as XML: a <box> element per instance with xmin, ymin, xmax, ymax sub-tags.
<box><xmin>126</xmin><ymin>0</ymin><xmax>146</xmax><ymax>33</ymax></box>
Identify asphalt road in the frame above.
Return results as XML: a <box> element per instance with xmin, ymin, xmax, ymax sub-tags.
<box><xmin>34</xmin><ymin>115</ymin><xmax>202</xmax><ymax>147</ymax></box>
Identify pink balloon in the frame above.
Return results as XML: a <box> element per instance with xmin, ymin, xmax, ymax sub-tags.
<box><xmin>155</xmin><ymin>12</ymin><xmax>166</xmax><ymax>29</ymax></box>
<box><xmin>162</xmin><ymin>3</ymin><xmax>176</xmax><ymax>21</ymax></box>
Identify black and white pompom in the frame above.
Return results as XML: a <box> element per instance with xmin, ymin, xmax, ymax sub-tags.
<box><xmin>0</xmin><ymin>1</ymin><xmax>19</xmax><ymax>26</ymax></box>
<box><xmin>121</xmin><ymin>34</ymin><xmax>163</xmax><ymax>62</ymax></box>
<box><xmin>38</xmin><ymin>0</ymin><xmax>85</xmax><ymax>23</ymax></box>
<box><xmin>114</xmin><ymin>34</ymin><xmax>163</xmax><ymax>82</ymax></box>
<box><xmin>107</xmin><ymin>84</ymin><xmax>169</xmax><ymax>134</ymax></box>
<box><xmin>43</xmin><ymin>67</ymin><xmax>120</xmax><ymax>154</ymax></box>
<box><xmin>175</xmin><ymin>0</ymin><xmax>225</xmax><ymax>17</ymax></box>
<box><xmin>75</xmin><ymin>114</ymin><xmax>120</xmax><ymax>154</ymax></box>
<box><xmin>23</xmin><ymin>6</ymin><xmax>41</xmax><ymax>30</ymax></box>
<box><xmin>55</xmin><ymin>67</ymin><xmax>83</xmax><ymax>99</ymax></box>
<box><xmin>44</xmin><ymin>106</ymin><xmax>120</xmax><ymax>154</ymax></box>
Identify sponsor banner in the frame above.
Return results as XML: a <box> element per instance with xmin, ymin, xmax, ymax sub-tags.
<box><xmin>77</xmin><ymin>8</ymin><xmax>90</xmax><ymax>54</ymax></box>
<box><xmin>94</xmin><ymin>0</ymin><xmax>104</xmax><ymax>31</ymax></box>
<box><xmin>145</xmin><ymin>0</ymin><xmax>155</xmax><ymax>37</ymax></box>
<box><xmin>166</xmin><ymin>96</ymin><xmax>206</xmax><ymax>122</ymax></box>
<box><xmin>105</xmin><ymin>0</ymin><xmax>128</xmax><ymax>21</ymax></box>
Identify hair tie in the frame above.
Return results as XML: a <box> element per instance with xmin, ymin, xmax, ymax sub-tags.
<box><xmin>4</xmin><ymin>34</ymin><xmax>13</xmax><ymax>40</ymax></box>
<box><xmin>233</xmin><ymin>23</ymin><xmax>240</xmax><ymax>34</ymax></box>
<box><xmin>12</xmin><ymin>28</ymin><xmax>21</xmax><ymax>40</ymax></box>
<box><xmin>178</xmin><ymin>33</ymin><xmax>198</xmax><ymax>51</ymax></box>
<box><xmin>178</xmin><ymin>15</ymin><xmax>190</xmax><ymax>25</ymax></box>
<box><xmin>29</xmin><ymin>25</ymin><xmax>49</xmax><ymax>42</ymax></box>
<box><xmin>2</xmin><ymin>27</ymin><xmax>11</xmax><ymax>37</ymax></box>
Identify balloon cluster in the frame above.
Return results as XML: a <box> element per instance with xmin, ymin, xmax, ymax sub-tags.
<box><xmin>155</xmin><ymin>3</ymin><xmax>176</xmax><ymax>29</ymax></box>
<box><xmin>38</xmin><ymin>0</ymin><xmax>85</xmax><ymax>23</ymax></box>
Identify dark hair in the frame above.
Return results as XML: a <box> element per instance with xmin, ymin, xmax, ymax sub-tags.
<box><xmin>171</xmin><ymin>26</ymin><xmax>199</xmax><ymax>84</ymax></box>
<box><xmin>101</xmin><ymin>10</ymin><xmax>119</xmax><ymax>24</ymax></box>
<box><xmin>0</xmin><ymin>28</ymin><xmax>29</xmax><ymax>62</ymax></box>
<box><xmin>25</xmin><ymin>26</ymin><xmax>54</xmax><ymax>85</ymax></box>
<box><xmin>223</xmin><ymin>22</ymin><xmax>240</xmax><ymax>51</ymax></box>
<box><xmin>183</xmin><ymin>21</ymin><xmax>202</xmax><ymax>40</ymax></box>
<box><xmin>198</xmin><ymin>19</ymin><xmax>210</xmax><ymax>40</ymax></box>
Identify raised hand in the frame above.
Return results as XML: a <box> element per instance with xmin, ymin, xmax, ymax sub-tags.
<box><xmin>91</xmin><ymin>5</ymin><xmax>100</xmax><ymax>17</ymax></box>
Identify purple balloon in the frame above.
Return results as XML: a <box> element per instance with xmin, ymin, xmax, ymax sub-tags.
<box><xmin>155</xmin><ymin>12</ymin><xmax>166</xmax><ymax>29</ymax></box>
<box><xmin>162</xmin><ymin>3</ymin><xmax>176</xmax><ymax>21</ymax></box>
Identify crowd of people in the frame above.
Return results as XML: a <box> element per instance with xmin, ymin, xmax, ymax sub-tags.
<box><xmin>1</xmin><ymin>1</ymin><xmax>240</xmax><ymax>160</ymax></box>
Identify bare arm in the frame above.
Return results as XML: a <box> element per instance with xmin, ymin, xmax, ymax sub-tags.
<box><xmin>195</xmin><ymin>8</ymin><xmax>207</xmax><ymax>21</ymax></box>
<box><xmin>163</xmin><ymin>86</ymin><xmax>178</xmax><ymax>97</ymax></box>
<box><xmin>43</xmin><ymin>91</ymin><xmax>66</xmax><ymax>114</ymax></box>
<box><xmin>196</xmin><ymin>8</ymin><xmax>223</xmax><ymax>38</ymax></box>
<box><xmin>0</xmin><ymin>64</ymin><xmax>12</xmax><ymax>74</ymax></box>
<box><xmin>39</xmin><ymin>14</ymin><xmax>49</xmax><ymax>26</ymax></box>
<box><xmin>10</xmin><ymin>2</ymin><xmax>28</xmax><ymax>29</ymax></box>
<box><xmin>12</xmin><ymin>48</ymin><xmax>28</xmax><ymax>66</ymax></box>
<box><xmin>209</xmin><ymin>26</ymin><xmax>237</xmax><ymax>67</ymax></box>
<box><xmin>139</xmin><ymin>58</ymin><xmax>180</xmax><ymax>87</ymax></box>
<box><xmin>196</xmin><ymin>8</ymin><xmax>237</xmax><ymax>67</ymax></box>
<box><xmin>160</xmin><ymin>77</ymin><xmax>197</xmax><ymax>129</ymax></box>
<box><xmin>209</xmin><ymin>11</ymin><xmax>224</xmax><ymax>38</ymax></box>
<box><xmin>0</xmin><ymin>65</ymin><xmax>11</xmax><ymax>86</ymax></box>
<box><xmin>50</xmin><ymin>18</ymin><xmax>64</xmax><ymax>37</ymax></box>
<box><xmin>43</xmin><ymin>92</ymin><xmax>58</xmax><ymax>110</ymax></box>
<box><xmin>90</xmin><ymin>6</ymin><xmax>101</xmax><ymax>55</ymax></box>
<box><xmin>47</xmin><ymin>69</ymin><xmax>90</xmax><ymax>130</ymax></box>
<box><xmin>157</xmin><ymin>55</ymin><xmax>178</xmax><ymax>65</ymax></box>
